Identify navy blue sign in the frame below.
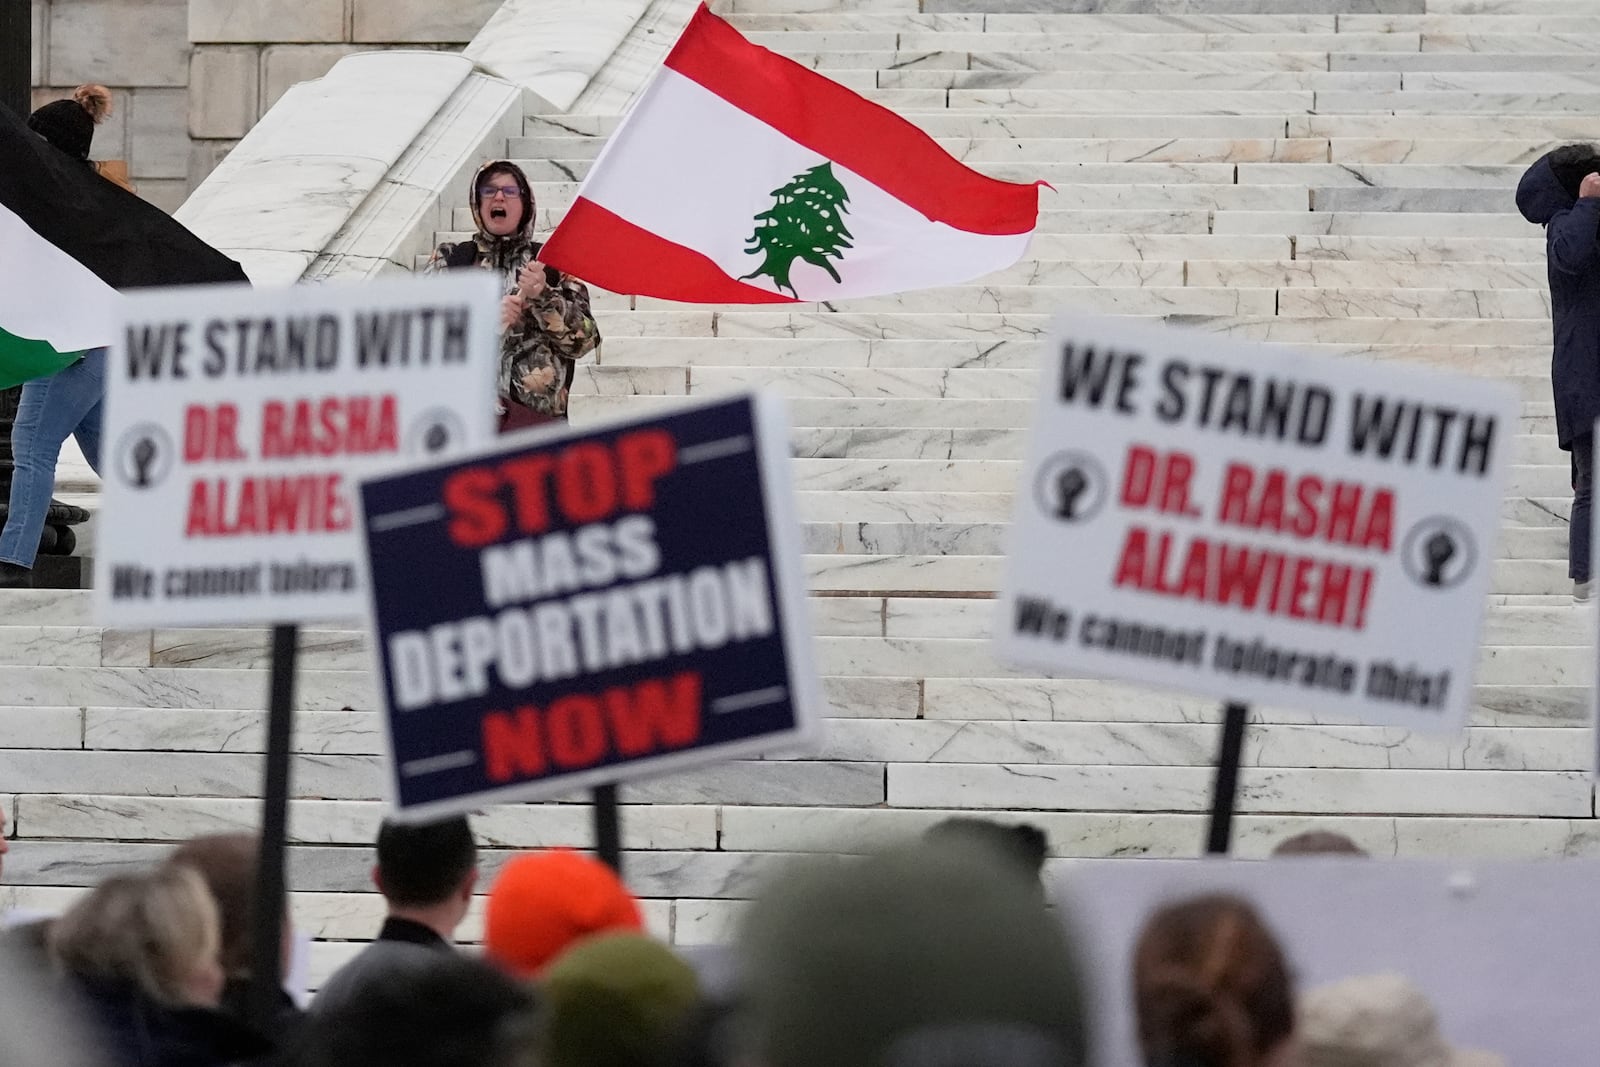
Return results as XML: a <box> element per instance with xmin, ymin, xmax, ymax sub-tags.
<box><xmin>358</xmin><ymin>393</ymin><xmax>819</xmax><ymax>817</ymax></box>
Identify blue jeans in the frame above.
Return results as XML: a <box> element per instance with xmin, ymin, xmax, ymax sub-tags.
<box><xmin>1573</xmin><ymin>434</ymin><xmax>1593</xmax><ymax>583</ymax></box>
<box><xmin>0</xmin><ymin>348</ymin><xmax>105</xmax><ymax>568</ymax></box>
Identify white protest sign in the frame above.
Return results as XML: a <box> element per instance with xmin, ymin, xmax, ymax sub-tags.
<box><xmin>1059</xmin><ymin>857</ymin><xmax>1600</xmax><ymax>1065</ymax></box>
<box><xmin>996</xmin><ymin>316</ymin><xmax>1518</xmax><ymax>731</ymax></box>
<box><xmin>94</xmin><ymin>273</ymin><xmax>499</xmax><ymax>627</ymax></box>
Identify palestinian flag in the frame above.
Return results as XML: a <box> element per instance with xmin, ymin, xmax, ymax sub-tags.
<box><xmin>539</xmin><ymin>4</ymin><xmax>1042</xmax><ymax>304</ymax></box>
<box><xmin>0</xmin><ymin>103</ymin><xmax>247</xmax><ymax>390</ymax></box>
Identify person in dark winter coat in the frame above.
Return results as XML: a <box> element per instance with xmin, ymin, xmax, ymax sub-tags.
<box><xmin>49</xmin><ymin>865</ymin><xmax>271</xmax><ymax>1067</ymax></box>
<box><xmin>1517</xmin><ymin>145</ymin><xmax>1600</xmax><ymax>603</ymax></box>
<box><xmin>424</xmin><ymin>160</ymin><xmax>599</xmax><ymax>431</ymax></box>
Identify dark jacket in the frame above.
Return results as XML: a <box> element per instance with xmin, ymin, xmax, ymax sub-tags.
<box><xmin>68</xmin><ymin>976</ymin><xmax>272</xmax><ymax>1067</ymax></box>
<box><xmin>1517</xmin><ymin>152</ymin><xmax>1600</xmax><ymax>450</ymax></box>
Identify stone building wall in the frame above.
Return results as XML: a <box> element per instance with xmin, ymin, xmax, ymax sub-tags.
<box><xmin>29</xmin><ymin>0</ymin><xmax>501</xmax><ymax>213</ymax></box>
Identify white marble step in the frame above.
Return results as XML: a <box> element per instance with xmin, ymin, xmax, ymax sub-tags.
<box><xmin>1239</xmin><ymin>163</ymin><xmax>1521</xmax><ymax>188</ymax></box>
<box><xmin>961</xmin><ymin>51</ymin><xmax>1336</xmax><ymax>72</ymax></box>
<box><xmin>1329</xmin><ymin>138</ymin><xmax>1572</xmax><ymax>164</ymax></box>
<box><xmin>1186</xmin><ymin>259</ymin><xmax>1546</xmax><ymax>288</ymax></box>
<box><xmin>1331</xmin><ymin>51</ymin><xmax>1600</xmax><ymax>71</ymax></box>
<box><xmin>886</xmin><ymin>763</ymin><xmax>1588</xmax><ymax>816</ymax></box>
<box><xmin>1293</xmin><ymin>235</ymin><xmax>1543</xmax><ymax>260</ymax></box>
<box><xmin>0</xmin><ymin>749</ymin><xmax>885</xmax><ymax>806</ymax></box>
<box><xmin>881</xmin><ymin>70</ymin><xmax>1401</xmax><ymax>89</ymax></box>
<box><xmin>1316</xmin><ymin>89</ymin><xmax>1600</xmax><ymax>113</ymax></box>
<box><xmin>950</xmin><ymin>88</ymin><xmax>1318</xmax><ymax>111</ymax></box>
<box><xmin>1289</xmin><ymin>114</ymin><xmax>1600</xmax><ymax>137</ymax></box>
<box><xmin>1344</xmin><ymin>15</ymin><xmax>1600</xmax><ymax>33</ymax></box>
<box><xmin>12</xmin><ymin>697</ymin><xmax>1587</xmax><ymax>773</ymax></box>
<box><xmin>1213</xmin><ymin>211</ymin><xmax>1539</xmax><ymax>236</ymax></box>
<box><xmin>597</xmin><ymin>337</ymin><xmax>1551</xmax><ymax>373</ymax></box>
<box><xmin>1275</xmin><ymin>288</ymin><xmax>1549</xmax><ymax>318</ymax></box>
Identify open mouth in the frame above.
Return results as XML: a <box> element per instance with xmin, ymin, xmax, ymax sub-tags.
<box><xmin>489</xmin><ymin>206</ymin><xmax>508</xmax><ymax>220</ymax></box>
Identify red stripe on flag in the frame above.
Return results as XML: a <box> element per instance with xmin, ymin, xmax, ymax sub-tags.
<box><xmin>664</xmin><ymin>5</ymin><xmax>1040</xmax><ymax>237</ymax></box>
<box><xmin>541</xmin><ymin>197</ymin><xmax>797</xmax><ymax>305</ymax></box>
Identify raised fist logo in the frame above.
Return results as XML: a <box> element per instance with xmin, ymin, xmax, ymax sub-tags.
<box><xmin>1402</xmin><ymin>517</ymin><xmax>1475</xmax><ymax>591</ymax></box>
<box><xmin>114</xmin><ymin>423</ymin><xmax>173</xmax><ymax>490</ymax></box>
<box><xmin>1034</xmin><ymin>451</ymin><xmax>1107</xmax><ymax>525</ymax></box>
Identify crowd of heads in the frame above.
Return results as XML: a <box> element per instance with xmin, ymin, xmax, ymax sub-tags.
<box><xmin>0</xmin><ymin>812</ymin><xmax>1504</xmax><ymax>1067</ymax></box>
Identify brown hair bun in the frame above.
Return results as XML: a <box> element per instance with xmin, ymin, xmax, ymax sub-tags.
<box><xmin>72</xmin><ymin>84</ymin><xmax>113</xmax><ymax>124</ymax></box>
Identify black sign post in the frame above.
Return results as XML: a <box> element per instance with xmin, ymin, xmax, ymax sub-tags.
<box><xmin>592</xmin><ymin>785</ymin><xmax>623</xmax><ymax>874</ymax></box>
<box><xmin>245</xmin><ymin>624</ymin><xmax>298</xmax><ymax>1032</ymax></box>
<box><xmin>1204</xmin><ymin>702</ymin><xmax>1250</xmax><ymax>854</ymax></box>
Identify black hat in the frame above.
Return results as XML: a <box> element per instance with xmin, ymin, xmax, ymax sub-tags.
<box><xmin>28</xmin><ymin>85</ymin><xmax>112</xmax><ymax>161</ymax></box>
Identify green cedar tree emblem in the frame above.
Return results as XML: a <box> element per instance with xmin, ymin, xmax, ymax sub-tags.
<box><xmin>740</xmin><ymin>162</ymin><xmax>853</xmax><ymax>297</ymax></box>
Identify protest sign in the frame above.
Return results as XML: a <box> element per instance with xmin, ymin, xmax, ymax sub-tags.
<box><xmin>996</xmin><ymin>316</ymin><xmax>1518</xmax><ymax>733</ymax></box>
<box><xmin>1059</xmin><ymin>856</ymin><xmax>1600</xmax><ymax>1065</ymax></box>
<box><xmin>356</xmin><ymin>391</ymin><xmax>821</xmax><ymax>820</ymax></box>
<box><xmin>93</xmin><ymin>273</ymin><xmax>499</xmax><ymax>627</ymax></box>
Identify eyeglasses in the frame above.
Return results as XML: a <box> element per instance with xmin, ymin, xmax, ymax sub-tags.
<box><xmin>478</xmin><ymin>185</ymin><xmax>520</xmax><ymax>200</ymax></box>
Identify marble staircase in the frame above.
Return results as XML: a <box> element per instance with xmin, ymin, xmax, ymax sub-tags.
<box><xmin>5</xmin><ymin>0</ymin><xmax>1600</xmax><ymax>985</ymax></box>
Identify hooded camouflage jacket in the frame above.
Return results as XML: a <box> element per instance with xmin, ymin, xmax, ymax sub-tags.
<box><xmin>424</xmin><ymin>160</ymin><xmax>599</xmax><ymax>418</ymax></box>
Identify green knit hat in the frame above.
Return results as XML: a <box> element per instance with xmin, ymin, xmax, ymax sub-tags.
<box><xmin>734</xmin><ymin>842</ymin><xmax>1089</xmax><ymax>1067</ymax></box>
<box><xmin>540</xmin><ymin>933</ymin><xmax>702</xmax><ymax>1067</ymax></box>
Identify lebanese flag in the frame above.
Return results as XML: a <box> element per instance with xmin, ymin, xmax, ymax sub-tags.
<box><xmin>539</xmin><ymin>4</ymin><xmax>1042</xmax><ymax>304</ymax></box>
<box><xmin>0</xmin><ymin>102</ymin><xmax>246</xmax><ymax>390</ymax></box>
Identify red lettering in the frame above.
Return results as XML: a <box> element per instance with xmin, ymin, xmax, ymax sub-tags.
<box><xmin>1361</xmin><ymin>490</ymin><xmax>1395</xmax><ymax>551</ymax></box>
<box><xmin>1291</xmin><ymin>474</ymin><xmax>1322</xmax><ymax>538</ymax></box>
<box><xmin>1159</xmin><ymin>452</ymin><xmax>1198</xmax><ymax>516</ymax></box>
<box><xmin>1218</xmin><ymin>463</ymin><xmax>1253</xmax><ymax>525</ymax></box>
<box><xmin>259</xmin><ymin>395</ymin><xmax>398</xmax><ymax>458</ymax></box>
<box><xmin>1215</xmin><ymin>544</ymin><xmax>1269</xmax><ymax>609</ymax></box>
<box><xmin>444</xmin><ymin>468</ymin><xmax>506</xmax><ymax>547</ymax></box>
<box><xmin>1121</xmin><ymin>445</ymin><xmax>1157</xmax><ymax>507</ymax></box>
<box><xmin>185</xmin><ymin>479</ymin><xmax>213</xmax><ymax>536</ymax></box>
<box><xmin>1316</xmin><ymin>564</ymin><xmax>1355</xmax><ymax>626</ymax></box>
<box><xmin>1176</xmin><ymin>537</ymin><xmax>1210</xmax><ymax>598</ymax></box>
<box><xmin>557</xmin><ymin>443</ymin><xmax>619</xmax><ymax>524</ymax></box>
<box><xmin>1255</xmin><ymin>470</ymin><xmax>1286</xmax><ymax>533</ymax></box>
<box><xmin>604</xmin><ymin>672</ymin><xmax>702</xmax><ymax>757</ymax></box>
<box><xmin>617</xmin><ymin>428</ymin><xmax>677</xmax><ymax>509</ymax></box>
<box><xmin>1325</xmin><ymin>483</ymin><xmax>1361</xmax><ymax>544</ymax></box>
<box><xmin>1113</xmin><ymin>527</ymin><xmax>1149</xmax><ymax>588</ymax></box>
<box><xmin>500</xmin><ymin>454</ymin><xmax>556</xmax><ymax>534</ymax></box>
<box><xmin>546</xmin><ymin>694</ymin><xmax>607</xmax><ymax>768</ymax></box>
<box><xmin>483</xmin><ymin>707</ymin><xmax>546</xmax><ymax>783</ymax></box>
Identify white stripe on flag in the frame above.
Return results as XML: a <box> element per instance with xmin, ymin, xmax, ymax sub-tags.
<box><xmin>0</xmin><ymin>202</ymin><xmax>122</xmax><ymax>354</ymax></box>
<box><xmin>578</xmin><ymin>69</ymin><xmax>1031</xmax><ymax>302</ymax></box>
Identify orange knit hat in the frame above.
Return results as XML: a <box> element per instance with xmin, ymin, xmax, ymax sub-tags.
<box><xmin>484</xmin><ymin>849</ymin><xmax>645</xmax><ymax>978</ymax></box>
